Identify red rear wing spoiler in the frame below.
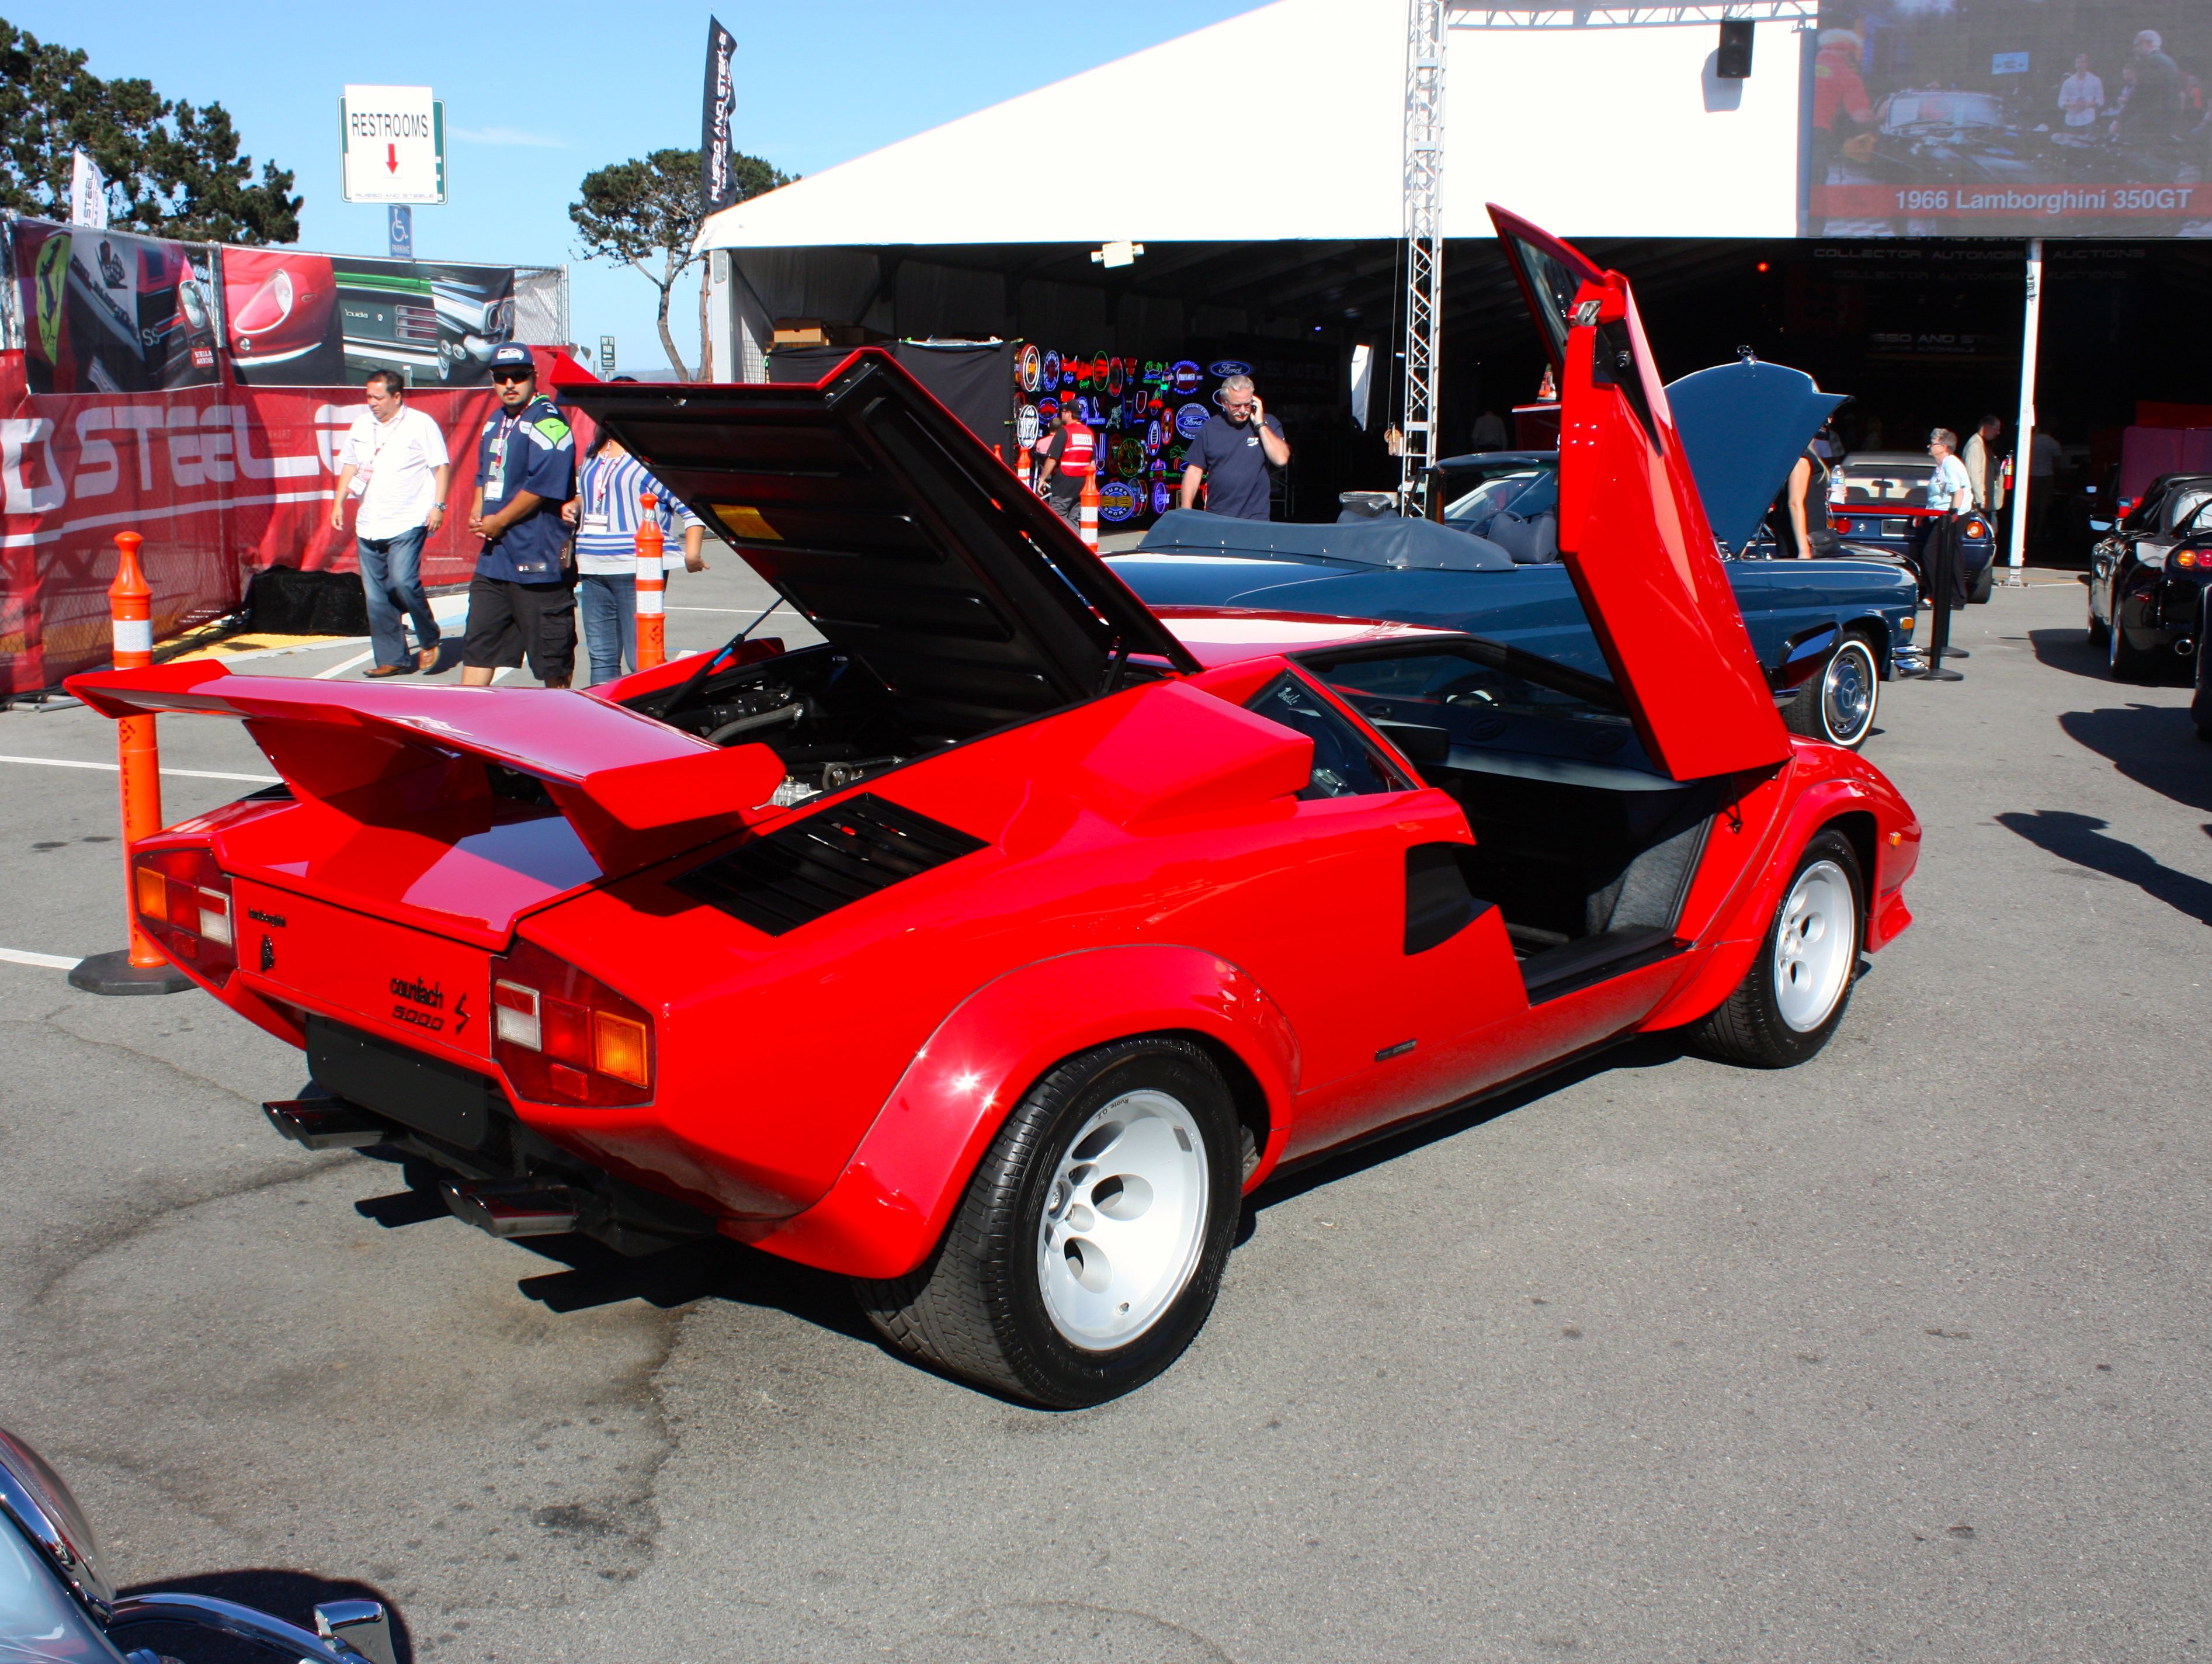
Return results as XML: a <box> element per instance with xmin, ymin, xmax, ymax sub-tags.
<box><xmin>65</xmin><ymin>660</ymin><xmax>786</xmax><ymax>876</ymax></box>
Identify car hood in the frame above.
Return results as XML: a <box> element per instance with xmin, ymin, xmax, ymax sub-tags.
<box><xmin>1664</xmin><ymin>358</ymin><xmax>1848</xmax><ymax>554</ymax></box>
<box><xmin>562</xmin><ymin>353</ymin><xmax>1197</xmax><ymax>735</ymax></box>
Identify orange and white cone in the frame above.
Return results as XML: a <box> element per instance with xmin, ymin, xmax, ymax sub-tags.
<box><xmin>1078</xmin><ymin>471</ymin><xmax>1100</xmax><ymax>552</ymax></box>
<box><xmin>635</xmin><ymin>496</ymin><xmax>666</xmax><ymax>671</ymax></box>
<box><xmin>71</xmin><ymin>531</ymin><xmax>192</xmax><ymax>994</ymax></box>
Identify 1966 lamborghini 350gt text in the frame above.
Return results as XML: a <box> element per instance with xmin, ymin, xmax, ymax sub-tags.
<box><xmin>70</xmin><ymin>212</ymin><xmax>1919</xmax><ymax>1406</ymax></box>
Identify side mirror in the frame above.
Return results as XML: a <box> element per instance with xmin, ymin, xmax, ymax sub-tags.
<box><xmin>1777</xmin><ymin>625</ymin><xmax>1840</xmax><ymax>691</ymax></box>
<box><xmin>316</xmin><ymin>1600</ymin><xmax>398</xmax><ymax>1664</ymax></box>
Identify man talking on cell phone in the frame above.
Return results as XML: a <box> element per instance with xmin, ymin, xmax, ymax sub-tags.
<box><xmin>1179</xmin><ymin>375</ymin><xmax>1290</xmax><ymax>520</ymax></box>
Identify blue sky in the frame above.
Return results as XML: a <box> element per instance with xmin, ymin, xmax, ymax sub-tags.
<box><xmin>12</xmin><ymin>0</ymin><xmax>1269</xmax><ymax>374</ymax></box>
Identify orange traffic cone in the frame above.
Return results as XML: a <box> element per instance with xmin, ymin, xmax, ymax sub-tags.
<box><xmin>635</xmin><ymin>495</ymin><xmax>666</xmax><ymax>671</ymax></box>
<box><xmin>1078</xmin><ymin>470</ymin><xmax>1100</xmax><ymax>552</ymax></box>
<box><xmin>72</xmin><ymin>531</ymin><xmax>192</xmax><ymax>995</ymax></box>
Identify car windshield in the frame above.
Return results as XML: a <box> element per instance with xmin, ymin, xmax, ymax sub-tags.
<box><xmin>2167</xmin><ymin>488</ymin><xmax>2212</xmax><ymax>535</ymax></box>
<box><xmin>1836</xmin><ymin>462</ymin><xmax>1932</xmax><ymax>508</ymax></box>
<box><xmin>1883</xmin><ymin>91</ymin><xmax>2006</xmax><ymax>131</ymax></box>
<box><xmin>0</xmin><ymin>1521</ymin><xmax>120</xmax><ymax>1664</ymax></box>
<box><xmin>1443</xmin><ymin>466</ymin><xmax>1555</xmax><ymax>533</ymax></box>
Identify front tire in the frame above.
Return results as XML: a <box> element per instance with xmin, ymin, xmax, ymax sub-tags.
<box><xmin>856</xmin><ymin>1036</ymin><xmax>1241</xmax><ymax>1407</ymax></box>
<box><xmin>1968</xmin><ymin>560</ymin><xmax>1994</xmax><ymax>604</ymax></box>
<box><xmin>1694</xmin><ymin>830</ymin><xmax>1863</xmax><ymax>1069</ymax></box>
<box><xmin>1780</xmin><ymin>635</ymin><xmax>1880</xmax><ymax>749</ymax></box>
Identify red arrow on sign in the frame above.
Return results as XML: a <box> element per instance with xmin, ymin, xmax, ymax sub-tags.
<box><xmin>386</xmin><ymin>143</ymin><xmax>398</xmax><ymax>174</ymax></box>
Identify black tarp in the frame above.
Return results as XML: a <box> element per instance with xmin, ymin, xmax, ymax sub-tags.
<box><xmin>766</xmin><ymin>341</ymin><xmax>1017</xmax><ymax>462</ymax></box>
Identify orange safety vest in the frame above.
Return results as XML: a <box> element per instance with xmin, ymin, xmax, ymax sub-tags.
<box><xmin>1057</xmin><ymin>420</ymin><xmax>1095</xmax><ymax>478</ymax></box>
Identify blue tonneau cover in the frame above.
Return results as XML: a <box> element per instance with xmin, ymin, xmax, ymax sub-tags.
<box><xmin>1137</xmin><ymin>509</ymin><xmax>1514</xmax><ymax>572</ymax></box>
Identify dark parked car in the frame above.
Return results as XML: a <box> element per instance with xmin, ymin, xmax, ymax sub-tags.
<box><xmin>2087</xmin><ymin>472</ymin><xmax>2212</xmax><ymax>681</ymax></box>
<box><xmin>1827</xmin><ymin>451</ymin><xmax>1999</xmax><ymax>604</ymax></box>
<box><xmin>1114</xmin><ymin>509</ymin><xmax>1914</xmax><ymax>751</ymax></box>
<box><xmin>1120</xmin><ymin>348</ymin><xmax>1923</xmax><ymax>755</ymax></box>
<box><xmin>1</xmin><ymin>1424</ymin><xmax>400</xmax><ymax>1663</ymax></box>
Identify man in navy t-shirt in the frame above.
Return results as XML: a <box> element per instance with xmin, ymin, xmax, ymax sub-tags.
<box><xmin>1178</xmin><ymin>374</ymin><xmax>1289</xmax><ymax>520</ymax></box>
<box><xmin>461</xmin><ymin>343</ymin><xmax>578</xmax><ymax>687</ymax></box>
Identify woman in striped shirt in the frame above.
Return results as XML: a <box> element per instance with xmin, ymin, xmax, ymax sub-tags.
<box><xmin>562</xmin><ymin>429</ymin><xmax>707</xmax><ymax>685</ymax></box>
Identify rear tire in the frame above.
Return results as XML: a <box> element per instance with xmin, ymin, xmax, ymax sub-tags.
<box><xmin>1780</xmin><ymin>635</ymin><xmax>1880</xmax><ymax>749</ymax></box>
<box><xmin>1968</xmin><ymin>560</ymin><xmax>1994</xmax><ymax>604</ymax></box>
<box><xmin>856</xmin><ymin>1036</ymin><xmax>1241</xmax><ymax>1407</ymax></box>
<box><xmin>2108</xmin><ymin>612</ymin><xmax>2152</xmax><ymax>681</ymax></box>
<box><xmin>1694</xmin><ymin>830</ymin><xmax>1862</xmax><ymax>1069</ymax></box>
<box><xmin>2087</xmin><ymin>605</ymin><xmax>2109</xmax><ymax>647</ymax></box>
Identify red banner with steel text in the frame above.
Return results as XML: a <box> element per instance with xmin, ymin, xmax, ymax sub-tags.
<box><xmin>1</xmin><ymin>348</ymin><xmax>503</xmax><ymax>694</ymax></box>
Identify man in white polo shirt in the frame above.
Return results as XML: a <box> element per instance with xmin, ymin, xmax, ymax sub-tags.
<box><xmin>331</xmin><ymin>369</ymin><xmax>452</xmax><ymax>677</ymax></box>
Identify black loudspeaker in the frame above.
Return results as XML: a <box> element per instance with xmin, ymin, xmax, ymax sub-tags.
<box><xmin>1717</xmin><ymin>19</ymin><xmax>1755</xmax><ymax>78</ymax></box>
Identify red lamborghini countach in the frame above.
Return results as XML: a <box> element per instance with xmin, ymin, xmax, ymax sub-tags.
<box><xmin>70</xmin><ymin>216</ymin><xmax>1919</xmax><ymax>1406</ymax></box>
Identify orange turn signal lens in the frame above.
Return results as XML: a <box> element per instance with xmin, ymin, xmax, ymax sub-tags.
<box><xmin>2179</xmin><ymin>550</ymin><xmax>2199</xmax><ymax>568</ymax></box>
<box><xmin>134</xmin><ymin>864</ymin><xmax>167</xmax><ymax>918</ymax></box>
<box><xmin>592</xmin><ymin>1011</ymin><xmax>651</xmax><ymax>1087</ymax></box>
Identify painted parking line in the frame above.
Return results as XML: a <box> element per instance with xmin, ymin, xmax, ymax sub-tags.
<box><xmin>315</xmin><ymin>649</ymin><xmax>378</xmax><ymax>680</ymax></box>
<box><xmin>0</xmin><ymin>754</ymin><xmax>279</xmax><ymax>784</ymax></box>
<box><xmin>0</xmin><ymin>947</ymin><xmax>80</xmax><ymax>970</ymax></box>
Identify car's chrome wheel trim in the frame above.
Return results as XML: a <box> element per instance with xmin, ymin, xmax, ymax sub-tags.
<box><xmin>1773</xmin><ymin>858</ymin><xmax>1855</xmax><ymax>1033</ymax></box>
<box><xmin>1037</xmin><ymin>1089</ymin><xmax>1209</xmax><ymax>1351</ymax></box>
<box><xmin>1821</xmin><ymin>642</ymin><xmax>1876</xmax><ymax>745</ymax></box>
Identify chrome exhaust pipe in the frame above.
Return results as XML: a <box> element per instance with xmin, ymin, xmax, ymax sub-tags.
<box><xmin>263</xmin><ymin>1098</ymin><xmax>390</xmax><ymax>1151</ymax></box>
<box><xmin>440</xmin><ymin>1181</ymin><xmax>583</xmax><ymax>1239</ymax></box>
<box><xmin>2176</xmin><ymin>637</ymin><xmax>2197</xmax><ymax>657</ymax></box>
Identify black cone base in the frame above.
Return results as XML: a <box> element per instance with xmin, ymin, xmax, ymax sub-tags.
<box><xmin>68</xmin><ymin>949</ymin><xmax>195</xmax><ymax>996</ymax></box>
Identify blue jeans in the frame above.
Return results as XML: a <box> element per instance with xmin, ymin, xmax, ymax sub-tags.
<box><xmin>357</xmin><ymin>526</ymin><xmax>439</xmax><ymax>669</ymax></box>
<box><xmin>577</xmin><ymin>572</ymin><xmax>637</xmax><ymax>686</ymax></box>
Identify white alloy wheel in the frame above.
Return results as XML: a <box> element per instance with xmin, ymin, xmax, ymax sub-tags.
<box><xmin>1037</xmin><ymin>1089</ymin><xmax>1209</xmax><ymax>1351</ymax></box>
<box><xmin>1772</xmin><ymin>858</ymin><xmax>1856</xmax><ymax>1032</ymax></box>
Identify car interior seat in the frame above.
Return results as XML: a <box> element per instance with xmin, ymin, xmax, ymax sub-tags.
<box><xmin>1487</xmin><ymin>507</ymin><xmax>1560</xmax><ymax>564</ymax></box>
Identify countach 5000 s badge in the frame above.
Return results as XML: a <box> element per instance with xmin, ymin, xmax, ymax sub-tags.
<box><xmin>390</xmin><ymin>974</ymin><xmax>447</xmax><ymax>1032</ymax></box>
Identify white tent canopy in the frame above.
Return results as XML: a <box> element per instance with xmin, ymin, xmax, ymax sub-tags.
<box><xmin>697</xmin><ymin>0</ymin><xmax>1805</xmax><ymax>254</ymax></box>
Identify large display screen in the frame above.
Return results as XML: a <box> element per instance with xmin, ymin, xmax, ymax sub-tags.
<box><xmin>1809</xmin><ymin>0</ymin><xmax>2210</xmax><ymax>236</ymax></box>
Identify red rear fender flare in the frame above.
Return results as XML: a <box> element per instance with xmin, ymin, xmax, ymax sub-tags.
<box><xmin>741</xmin><ymin>945</ymin><xmax>1301</xmax><ymax>1280</ymax></box>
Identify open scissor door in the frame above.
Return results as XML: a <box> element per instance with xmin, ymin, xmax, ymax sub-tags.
<box><xmin>1491</xmin><ymin>206</ymin><xmax>1792</xmax><ymax>782</ymax></box>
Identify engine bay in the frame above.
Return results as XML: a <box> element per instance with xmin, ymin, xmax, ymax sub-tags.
<box><xmin>626</xmin><ymin>643</ymin><xmax>964</xmax><ymax>807</ymax></box>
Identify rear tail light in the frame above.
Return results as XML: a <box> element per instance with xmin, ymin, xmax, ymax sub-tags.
<box><xmin>131</xmin><ymin>847</ymin><xmax>236</xmax><ymax>984</ymax></box>
<box><xmin>490</xmin><ymin>937</ymin><xmax>655</xmax><ymax>1107</ymax></box>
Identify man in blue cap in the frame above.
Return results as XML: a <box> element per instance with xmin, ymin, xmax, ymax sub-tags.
<box><xmin>461</xmin><ymin>343</ymin><xmax>578</xmax><ymax>687</ymax></box>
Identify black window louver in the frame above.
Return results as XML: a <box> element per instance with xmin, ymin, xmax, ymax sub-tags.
<box><xmin>676</xmin><ymin>793</ymin><xmax>987</xmax><ymax>937</ymax></box>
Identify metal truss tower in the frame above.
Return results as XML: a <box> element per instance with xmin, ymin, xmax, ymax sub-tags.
<box><xmin>1398</xmin><ymin>0</ymin><xmax>1447</xmax><ymax>504</ymax></box>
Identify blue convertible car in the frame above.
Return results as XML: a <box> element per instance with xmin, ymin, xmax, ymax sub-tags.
<box><xmin>1112</xmin><ymin>357</ymin><xmax>1921</xmax><ymax>750</ymax></box>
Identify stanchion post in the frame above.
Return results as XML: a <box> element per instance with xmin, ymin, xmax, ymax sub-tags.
<box><xmin>635</xmin><ymin>494</ymin><xmax>666</xmax><ymax>671</ymax></box>
<box><xmin>1078</xmin><ymin>470</ymin><xmax>1100</xmax><ymax>553</ymax></box>
<box><xmin>70</xmin><ymin>531</ymin><xmax>193</xmax><ymax>996</ymax></box>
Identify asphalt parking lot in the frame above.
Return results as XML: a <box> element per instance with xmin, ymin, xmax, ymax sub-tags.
<box><xmin>2</xmin><ymin>570</ymin><xmax>2207</xmax><ymax>1664</ymax></box>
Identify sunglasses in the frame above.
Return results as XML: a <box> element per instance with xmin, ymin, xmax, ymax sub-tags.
<box><xmin>491</xmin><ymin>369</ymin><xmax>534</xmax><ymax>384</ymax></box>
